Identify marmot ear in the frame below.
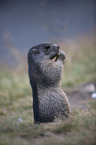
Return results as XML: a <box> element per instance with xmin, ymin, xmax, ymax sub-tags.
<box><xmin>31</xmin><ymin>49</ymin><xmax>39</xmax><ymax>54</ymax></box>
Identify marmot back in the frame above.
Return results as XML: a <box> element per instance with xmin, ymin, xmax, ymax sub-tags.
<box><xmin>28</xmin><ymin>43</ymin><xmax>70</xmax><ymax>123</ymax></box>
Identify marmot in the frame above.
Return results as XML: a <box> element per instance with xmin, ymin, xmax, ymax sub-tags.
<box><xmin>28</xmin><ymin>43</ymin><xmax>70</xmax><ymax>123</ymax></box>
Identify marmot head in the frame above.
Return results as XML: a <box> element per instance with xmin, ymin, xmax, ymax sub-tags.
<box><xmin>28</xmin><ymin>43</ymin><xmax>61</xmax><ymax>64</ymax></box>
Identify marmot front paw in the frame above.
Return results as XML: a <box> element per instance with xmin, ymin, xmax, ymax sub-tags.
<box><xmin>57</xmin><ymin>50</ymin><xmax>66</xmax><ymax>62</ymax></box>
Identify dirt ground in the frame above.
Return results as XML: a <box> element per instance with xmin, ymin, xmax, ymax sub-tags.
<box><xmin>68</xmin><ymin>92</ymin><xmax>92</xmax><ymax>110</ymax></box>
<box><xmin>66</xmin><ymin>83</ymin><xmax>96</xmax><ymax>110</ymax></box>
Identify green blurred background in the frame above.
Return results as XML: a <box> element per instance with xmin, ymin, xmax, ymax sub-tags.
<box><xmin>0</xmin><ymin>0</ymin><xmax>96</xmax><ymax>145</ymax></box>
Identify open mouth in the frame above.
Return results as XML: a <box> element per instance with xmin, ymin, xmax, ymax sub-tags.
<box><xmin>50</xmin><ymin>46</ymin><xmax>59</xmax><ymax>62</ymax></box>
<box><xmin>50</xmin><ymin>53</ymin><xmax>58</xmax><ymax>62</ymax></box>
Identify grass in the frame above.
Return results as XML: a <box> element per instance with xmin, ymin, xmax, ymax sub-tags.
<box><xmin>0</xmin><ymin>96</ymin><xmax>96</xmax><ymax>145</ymax></box>
<box><xmin>61</xmin><ymin>35</ymin><xmax>96</xmax><ymax>88</ymax></box>
<box><xmin>0</xmin><ymin>35</ymin><xmax>96</xmax><ymax>145</ymax></box>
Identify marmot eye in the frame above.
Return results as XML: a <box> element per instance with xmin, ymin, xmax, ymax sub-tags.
<box><xmin>45</xmin><ymin>45</ymin><xmax>50</xmax><ymax>49</ymax></box>
<box><xmin>31</xmin><ymin>49</ymin><xmax>39</xmax><ymax>54</ymax></box>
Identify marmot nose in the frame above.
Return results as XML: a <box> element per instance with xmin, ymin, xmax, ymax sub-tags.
<box><xmin>53</xmin><ymin>44</ymin><xmax>59</xmax><ymax>48</ymax></box>
<box><xmin>53</xmin><ymin>44</ymin><xmax>59</xmax><ymax>51</ymax></box>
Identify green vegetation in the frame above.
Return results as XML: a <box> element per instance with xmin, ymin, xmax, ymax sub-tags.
<box><xmin>61</xmin><ymin>36</ymin><xmax>96</xmax><ymax>87</ymax></box>
<box><xmin>0</xmin><ymin>35</ymin><xmax>96</xmax><ymax>145</ymax></box>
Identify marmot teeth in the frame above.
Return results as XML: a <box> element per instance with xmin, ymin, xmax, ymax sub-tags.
<box><xmin>52</xmin><ymin>56</ymin><xmax>57</xmax><ymax>62</ymax></box>
<box><xmin>55</xmin><ymin>53</ymin><xmax>59</xmax><ymax>62</ymax></box>
<box><xmin>52</xmin><ymin>54</ymin><xmax>58</xmax><ymax>62</ymax></box>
